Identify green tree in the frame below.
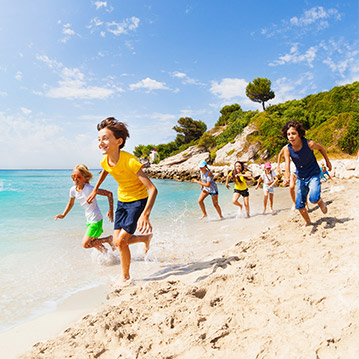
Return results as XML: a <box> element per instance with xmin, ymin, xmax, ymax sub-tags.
<box><xmin>246</xmin><ymin>77</ymin><xmax>275</xmax><ymax>111</ymax></box>
<box><xmin>173</xmin><ymin>117</ymin><xmax>207</xmax><ymax>144</ymax></box>
<box><xmin>198</xmin><ymin>132</ymin><xmax>216</xmax><ymax>151</ymax></box>
<box><xmin>216</xmin><ymin>104</ymin><xmax>242</xmax><ymax>126</ymax></box>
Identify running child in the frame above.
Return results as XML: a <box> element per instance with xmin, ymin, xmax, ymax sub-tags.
<box><xmin>255</xmin><ymin>162</ymin><xmax>278</xmax><ymax>214</ymax></box>
<box><xmin>281</xmin><ymin>120</ymin><xmax>332</xmax><ymax>226</ymax></box>
<box><xmin>277</xmin><ymin>147</ymin><xmax>297</xmax><ymax>210</ymax></box>
<box><xmin>87</xmin><ymin>117</ymin><xmax>157</xmax><ymax>286</ymax></box>
<box><xmin>55</xmin><ymin>164</ymin><xmax>114</xmax><ymax>253</ymax></box>
<box><xmin>225</xmin><ymin>161</ymin><xmax>251</xmax><ymax>217</ymax></box>
<box><xmin>320</xmin><ymin>164</ymin><xmax>335</xmax><ymax>183</ymax></box>
<box><xmin>194</xmin><ymin>160</ymin><xmax>223</xmax><ymax>220</ymax></box>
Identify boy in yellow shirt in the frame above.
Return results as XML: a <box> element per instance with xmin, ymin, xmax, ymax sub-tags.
<box><xmin>88</xmin><ymin>117</ymin><xmax>157</xmax><ymax>286</ymax></box>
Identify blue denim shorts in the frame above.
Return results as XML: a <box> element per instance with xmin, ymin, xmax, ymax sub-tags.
<box><xmin>296</xmin><ymin>175</ymin><xmax>321</xmax><ymax>210</ymax></box>
<box><xmin>114</xmin><ymin>198</ymin><xmax>147</xmax><ymax>234</ymax></box>
<box><xmin>263</xmin><ymin>183</ymin><xmax>274</xmax><ymax>194</ymax></box>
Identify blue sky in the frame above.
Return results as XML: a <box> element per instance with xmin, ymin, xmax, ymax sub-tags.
<box><xmin>0</xmin><ymin>0</ymin><xmax>358</xmax><ymax>169</ymax></box>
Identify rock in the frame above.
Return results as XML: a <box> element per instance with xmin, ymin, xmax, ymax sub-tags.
<box><xmin>213</xmin><ymin>124</ymin><xmax>258</xmax><ymax>165</ymax></box>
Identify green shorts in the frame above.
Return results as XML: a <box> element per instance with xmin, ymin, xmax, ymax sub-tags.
<box><xmin>86</xmin><ymin>219</ymin><xmax>104</xmax><ymax>238</ymax></box>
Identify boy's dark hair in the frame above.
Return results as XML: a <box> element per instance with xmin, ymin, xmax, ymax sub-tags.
<box><xmin>97</xmin><ymin>117</ymin><xmax>129</xmax><ymax>149</ymax></box>
<box><xmin>281</xmin><ymin>120</ymin><xmax>305</xmax><ymax>139</ymax></box>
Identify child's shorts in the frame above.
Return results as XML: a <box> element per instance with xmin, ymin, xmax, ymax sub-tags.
<box><xmin>296</xmin><ymin>175</ymin><xmax>321</xmax><ymax>210</ymax></box>
<box><xmin>114</xmin><ymin>198</ymin><xmax>148</xmax><ymax>234</ymax></box>
<box><xmin>263</xmin><ymin>184</ymin><xmax>274</xmax><ymax>194</ymax></box>
<box><xmin>86</xmin><ymin>219</ymin><xmax>104</xmax><ymax>238</ymax></box>
<box><xmin>234</xmin><ymin>189</ymin><xmax>249</xmax><ymax>197</ymax></box>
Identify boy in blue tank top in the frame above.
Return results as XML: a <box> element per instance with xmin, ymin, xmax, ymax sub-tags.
<box><xmin>281</xmin><ymin>120</ymin><xmax>332</xmax><ymax>226</ymax></box>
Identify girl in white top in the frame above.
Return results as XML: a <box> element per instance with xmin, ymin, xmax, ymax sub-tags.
<box><xmin>255</xmin><ymin>162</ymin><xmax>278</xmax><ymax>214</ymax></box>
<box><xmin>55</xmin><ymin>164</ymin><xmax>115</xmax><ymax>253</ymax></box>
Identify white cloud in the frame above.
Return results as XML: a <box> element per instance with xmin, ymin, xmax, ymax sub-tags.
<box><xmin>210</xmin><ymin>78</ymin><xmax>248</xmax><ymax>100</ymax></box>
<box><xmin>269</xmin><ymin>43</ymin><xmax>318</xmax><ymax>68</ymax></box>
<box><xmin>15</xmin><ymin>71</ymin><xmax>23</xmax><ymax>81</ymax></box>
<box><xmin>149</xmin><ymin>112</ymin><xmax>177</xmax><ymax>122</ymax></box>
<box><xmin>36</xmin><ymin>55</ymin><xmax>121</xmax><ymax>100</ymax></box>
<box><xmin>170</xmin><ymin>71</ymin><xmax>203</xmax><ymax>86</ymax></box>
<box><xmin>262</xmin><ymin>6</ymin><xmax>341</xmax><ymax>38</ymax></box>
<box><xmin>290</xmin><ymin>7</ymin><xmax>340</xmax><ymax>29</ymax></box>
<box><xmin>0</xmin><ymin>91</ymin><xmax>8</xmax><ymax>96</ymax></box>
<box><xmin>129</xmin><ymin>78</ymin><xmax>169</xmax><ymax>91</ymax></box>
<box><xmin>171</xmin><ymin>71</ymin><xmax>186</xmax><ymax>78</ymax></box>
<box><xmin>88</xmin><ymin>17</ymin><xmax>104</xmax><ymax>33</ymax></box>
<box><xmin>270</xmin><ymin>74</ymin><xmax>317</xmax><ymax>104</ymax></box>
<box><xmin>107</xmin><ymin>17</ymin><xmax>140</xmax><ymax>36</ymax></box>
<box><xmin>94</xmin><ymin>1</ymin><xmax>107</xmax><ymax>10</ymax></box>
<box><xmin>36</xmin><ymin>55</ymin><xmax>62</xmax><ymax>70</ymax></box>
<box><xmin>60</xmin><ymin>23</ymin><xmax>76</xmax><ymax>43</ymax></box>
<box><xmin>21</xmin><ymin>107</ymin><xmax>32</xmax><ymax>115</ymax></box>
<box><xmin>0</xmin><ymin>113</ymin><xmax>102</xmax><ymax>169</ymax></box>
<box><xmin>46</xmin><ymin>68</ymin><xmax>115</xmax><ymax>99</ymax></box>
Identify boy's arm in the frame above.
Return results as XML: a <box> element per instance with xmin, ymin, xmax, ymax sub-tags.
<box><xmin>97</xmin><ymin>188</ymin><xmax>114</xmax><ymax>222</ymax></box>
<box><xmin>283</xmin><ymin>146</ymin><xmax>291</xmax><ymax>185</ymax></box>
<box><xmin>54</xmin><ymin>197</ymin><xmax>75</xmax><ymax>220</ymax></box>
<box><xmin>276</xmin><ymin>147</ymin><xmax>285</xmax><ymax>172</ymax></box>
<box><xmin>87</xmin><ymin>170</ymin><xmax>109</xmax><ymax>204</ymax></box>
<box><xmin>136</xmin><ymin>168</ymin><xmax>158</xmax><ymax>234</ymax></box>
<box><xmin>308</xmin><ymin>141</ymin><xmax>332</xmax><ymax>171</ymax></box>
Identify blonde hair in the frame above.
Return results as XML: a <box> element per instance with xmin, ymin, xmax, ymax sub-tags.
<box><xmin>74</xmin><ymin>164</ymin><xmax>93</xmax><ymax>184</ymax></box>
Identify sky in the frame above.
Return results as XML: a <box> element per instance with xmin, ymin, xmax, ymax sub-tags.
<box><xmin>0</xmin><ymin>0</ymin><xmax>358</xmax><ymax>169</ymax></box>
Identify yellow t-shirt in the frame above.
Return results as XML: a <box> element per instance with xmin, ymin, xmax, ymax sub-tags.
<box><xmin>229</xmin><ymin>171</ymin><xmax>248</xmax><ymax>191</ymax></box>
<box><xmin>101</xmin><ymin>151</ymin><xmax>148</xmax><ymax>202</ymax></box>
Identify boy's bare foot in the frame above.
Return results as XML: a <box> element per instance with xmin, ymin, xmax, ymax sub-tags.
<box><xmin>200</xmin><ymin>214</ymin><xmax>207</xmax><ymax>220</ymax></box>
<box><xmin>106</xmin><ymin>235</ymin><xmax>116</xmax><ymax>251</ymax></box>
<box><xmin>143</xmin><ymin>233</ymin><xmax>153</xmax><ymax>254</ymax></box>
<box><xmin>318</xmin><ymin>199</ymin><xmax>327</xmax><ymax>214</ymax></box>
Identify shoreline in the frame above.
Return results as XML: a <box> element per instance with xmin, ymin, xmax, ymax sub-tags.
<box><xmin>17</xmin><ymin>180</ymin><xmax>359</xmax><ymax>358</ymax></box>
<box><xmin>3</xmin><ymin>185</ymin><xmax>294</xmax><ymax>358</ymax></box>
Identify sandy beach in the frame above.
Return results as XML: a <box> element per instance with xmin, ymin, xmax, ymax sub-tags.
<box><xmin>6</xmin><ymin>179</ymin><xmax>359</xmax><ymax>358</ymax></box>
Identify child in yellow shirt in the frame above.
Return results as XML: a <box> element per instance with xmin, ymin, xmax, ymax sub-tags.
<box><xmin>88</xmin><ymin>117</ymin><xmax>157</xmax><ymax>287</ymax></box>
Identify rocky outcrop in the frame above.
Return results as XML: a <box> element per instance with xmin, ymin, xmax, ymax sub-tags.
<box><xmin>213</xmin><ymin>123</ymin><xmax>260</xmax><ymax>165</ymax></box>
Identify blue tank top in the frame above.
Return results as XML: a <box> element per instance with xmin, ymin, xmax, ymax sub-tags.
<box><xmin>201</xmin><ymin>170</ymin><xmax>218</xmax><ymax>194</ymax></box>
<box><xmin>288</xmin><ymin>138</ymin><xmax>320</xmax><ymax>180</ymax></box>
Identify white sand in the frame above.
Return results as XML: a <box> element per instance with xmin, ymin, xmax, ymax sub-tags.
<box><xmin>4</xmin><ymin>180</ymin><xmax>359</xmax><ymax>358</ymax></box>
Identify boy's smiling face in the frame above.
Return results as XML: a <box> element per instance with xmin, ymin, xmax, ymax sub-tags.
<box><xmin>98</xmin><ymin>128</ymin><xmax>123</xmax><ymax>155</ymax></box>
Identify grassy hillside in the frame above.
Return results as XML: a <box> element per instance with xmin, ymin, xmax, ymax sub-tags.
<box><xmin>135</xmin><ymin>81</ymin><xmax>359</xmax><ymax>162</ymax></box>
<box><xmin>212</xmin><ymin>81</ymin><xmax>359</xmax><ymax>162</ymax></box>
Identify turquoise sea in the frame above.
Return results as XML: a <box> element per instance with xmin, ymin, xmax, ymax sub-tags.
<box><xmin>0</xmin><ymin>169</ymin><xmax>289</xmax><ymax>334</ymax></box>
<box><xmin>0</xmin><ymin>169</ymin><xmax>232</xmax><ymax>333</ymax></box>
